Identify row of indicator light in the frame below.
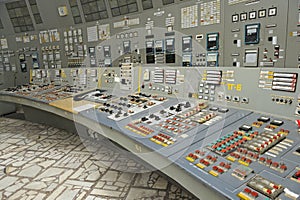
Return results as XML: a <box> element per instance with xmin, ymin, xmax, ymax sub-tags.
<box><xmin>196</xmin><ymin>155</ymin><xmax>218</xmax><ymax>169</ymax></box>
<box><xmin>191</xmin><ymin>112</ymin><xmax>217</xmax><ymax>124</ymax></box>
<box><xmin>244</xmin><ymin>131</ymin><xmax>287</xmax><ymax>154</ymax></box>
<box><xmin>125</xmin><ymin>124</ymin><xmax>154</xmax><ymax>136</ymax></box>
<box><xmin>229</xmin><ymin>148</ymin><xmax>259</xmax><ymax>165</ymax></box>
<box><xmin>150</xmin><ymin>133</ymin><xmax>176</xmax><ymax>147</ymax></box>
<box><xmin>157</xmin><ymin>117</ymin><xmax>197</xmax><ymax>134</ymax></box>
<box><xmin>186</xmin><ymin>149</ymin><xmax>207</xmax><ymax>162</ymax></box>
<box><xmin>237</xmin><ymin>188</ymin><xmax>259</xmax><ymax>200</ymax></box>
<box><xmin>177</xmin><ymin>103</ymin><xmax>208</xmax><ymax>118</ymax></box>
<box><xmin>209</xmin><ymin>162</ymin><xmax>232</xmax><ymax>177</ymax></box>
<box><xmin>207</xmin><ymin>131</ymin><xmax>257</xmax><ymax>156</ymax></box>
<box><xmin>258</xmin><ymin>157</ymin><xmax>288</xmax><ymax>172</ymax></box>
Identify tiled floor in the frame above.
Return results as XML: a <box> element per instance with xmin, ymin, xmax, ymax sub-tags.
<box><xmin>0</xmin><ymin>117</ymin><xmax>197</xmax><ymax>200</ymax></box>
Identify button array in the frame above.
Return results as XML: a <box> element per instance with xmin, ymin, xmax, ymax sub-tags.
<box><xmin>227</xmin><ymin>148</ymin><xmax>259</xmax><ymax>166</ymax></box>
<box><xmin>196</xmin><ymin>155</ymin><xmax>218</xmax><ymax>169</ymax></box>
<box><xmin>157</xmin><ymin>116</ymin><xmax>197</xmax><ymax>135</ymax></box>
<box><xmin>125</xmin><ymin>124</ymin><xmax>154</xmax><ymax>136</ymax></box>
<box><xmin>258</xmin><ymin>157</ymin><xmax>288</xmax><ymax>173</ymax></box>
<box><xmin>207</xmin><ymin>131</ymin><xmax>258</xmax><ymax>156</ymax></box>
<box><xmin>247</xmin><ymin>175</ymin><xmax>284</xmax><ymax>199</ymax></box>
<box><xmin>237</xmin><ymin>188</ymin><xmax>259</xmax><ymax>200</ymax></box>
<box><xmin>243</xmin><ymin>131</ymin><xmax>286</xmax><ymax>154</ymax></box>
<box><xmin>209</xmin><ymin>161</ymin><xmax>231</xmax><ymax>177</ymax></box>
<box><xmin>150</xmin><ymin>133</ymin><xmax>176</xmax><ymax>147</ymax></box>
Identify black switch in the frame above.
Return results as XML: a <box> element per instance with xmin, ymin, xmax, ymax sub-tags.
<box><xmin>295</xmin><ymin>147</ymin><xmax>300</xmax><ymax>155</ymax></box>
<box><xmin>219</xmin><ymin>108</ymin><xmax>229</xmax><ymax>113</ymax></box>
<box><xmin>141</xmin><ymin>117</ymin><xmax>148</xmax><ymax>122</ymax></box>
<box><xmin>270</xmin><ymin>120</ymin><xmax>284</xmax><ymax>126</ymax></box>
<box><xmin>239</xmin><ymin>125</ymin><xmax>253</xmax><ymax>132</ymax></box>
<box><xmin>258</xmin><ymin>117</ymin><xmax>270</xmax><ymax>122</ymax></box>
<box><xmin>268</xmin><ymin>37</ymin><xmax>273</xmax><ymax>42</ymax></box>
<box><xmin>210</xmin><ymin>107</ymin><xmax>219</xmax><ymax>111</ymax></box>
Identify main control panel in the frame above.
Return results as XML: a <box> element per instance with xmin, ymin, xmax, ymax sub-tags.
<box><xmin>2</xmin><ymin>66</ymin><xmax>300</xmax><ymax>200</ymax></box>
<box><xmin>1</xmin><ymin>0</ymin><xmax>300</xmax><ymax>199</ymax></box>
<box><xmin>0</xmin><ymin>0</ymin><xmax>300</xmax><ymax>86</ymax></box>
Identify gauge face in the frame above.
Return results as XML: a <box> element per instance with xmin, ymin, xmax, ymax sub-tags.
<box><xmin>258</xmin><ymin>9</ymin><xmax>266</xmax><ymax>18</ymax></box>
<box><xmin>249</xmin><ymin>11</ymin><xmax>256</xmax><ymax>20</ymax></box>
<box><xmin>268</xmin><ymin>7</ymin><xmax>277</xmax><ymax>16</ymax></box>
<box><xmin>240</xmin><ymin>13</ymin><xmax>247</xmax><ymax>21</ymax></box>
<box><xmin>232</xmin><ymin>14</ymin><xmax>239</xmax><ymax>22</ymax></box>
<box><xmin>120</xmin><ymin>34</ymin><xmax>125</xmax><ymax>39</ymax></box>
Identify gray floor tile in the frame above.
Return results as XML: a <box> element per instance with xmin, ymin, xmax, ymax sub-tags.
<box><xmin>0</xmin><ymin>117</ymin><xmax>197</xmax><ymax>200</ymax></box>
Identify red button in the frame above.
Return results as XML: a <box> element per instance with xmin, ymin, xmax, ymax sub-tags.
<box><xmin>225</xmin><ymin>164</ymin><xmax>231</xmax><ymax>169</ymax></box>
<box><xmin>251</xmin><ymin>191</ymin><xmax>258</xmax><ymax>198</ymax></box>
<box><xmin>267</xmin><ymin>189</ymin><xmax>272</xmax><ymax>194</ymax></box>
<box><xmin>244</xmin><ymin>188</ymin><xmax>251</xmax><ymax>193</ymax></box>
<box><xmin>295</xmin><ymin>170</ymin><xmax>300</xmax><ymax>177</ymax></box>
<box><xmin>273</xmin><ymin>185</ymin><xmax>279</xmax><ymax>189</ymax></box>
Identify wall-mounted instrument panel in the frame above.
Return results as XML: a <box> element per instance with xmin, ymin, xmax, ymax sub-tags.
<box><xmin>0</xmin><ymin>0</ymin><xmax>299</xmax><ymax>86</ymax></box>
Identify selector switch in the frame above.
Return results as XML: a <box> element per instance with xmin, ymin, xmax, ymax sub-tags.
<box><xmin>239</xmin><ymin>125</ymin><xmax>253</xmax><ymax>132</ymax></box>
<box><xmin>270</xmin><ymin>120</ymin><xmax>284</xmax><ymax>126</ymax></box>
<box><xmin>185</xmin><ymin>102</ymin><xmax>191</xmax><ymax>108</ymax></box>
<box><xmin>141</xmin><ymin>117</ymin><xmax>148</xmax><ymax>122</ymax></box>
<box><xmin>258</xmin><ymin>117</ymin><xmax>270</xmax><ymax>122</ymax></box>
<box><xmin>233</xmin><ymin>96</ymin><xmax>240</xmax><ymax>102</ymax></box>
<box><xmin>219</xmin><ymin>108</ymin><xmax>229</xmax><ymax>113</ymax></box>
<box><xmin>225</xmin><ymin>95</ymin><xmax>231</xmax><ymax>101</ymax></box>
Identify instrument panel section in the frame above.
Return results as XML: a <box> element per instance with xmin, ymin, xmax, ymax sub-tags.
<box><xmin>224</xmin><ymin>0</ymin><xmax>289</xmax><ymax>68</ymax></box>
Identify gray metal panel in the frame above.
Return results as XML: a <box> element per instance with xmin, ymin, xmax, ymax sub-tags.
<box><xmin>223</xmin><ymin>0</ymin><xmax>289</xmax><ymax>68</ymax></box>
<box><xmin>285</xmin><ymin>0</ymin><xmax>300</xmax><ymax>68</ymax></box>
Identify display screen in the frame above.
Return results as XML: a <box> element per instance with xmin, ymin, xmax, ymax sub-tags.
<box><xmin>104</xmin><ymin>46</ymin><xmax>111</xmax><ymax>57</ymax></box>
<box><xmin>207</xmin><ymin>53</ymin><xmax>218</xmax><ymax>67</ymax></box>
<box><xmin>207</xmin><ymin>33</ymin><xmax>219</xmax><ymax>51</ymax></box>
<box><xmin>245</xmin><ymin>24</ymin><xmax>260</xmax><ymax>44</ymax></box>
<box><xmin>166</xmin><ymin>38</ymin><xmax>175</xmax><ymax>53</ymax></box>
<box><xmin>182</xmin><ymin>36</ymin><xmax>192</xmax><ymax>52</ymax></box>
<box><xmin>146</xmin><ymin>41</ymin><xmax>154</xmax><ymax>54</ymax></box>
<box><xmin>155</xmin><ymin>40</ymin><xmax>164</xmax><ymax>53</ymax></box>
<box><xmin>123</xmin><ymin>41</ymin><xmax>131</xmax><ymax>54</ymax></box>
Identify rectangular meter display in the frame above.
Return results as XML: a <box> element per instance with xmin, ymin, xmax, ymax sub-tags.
<box><xmin>245</xmin><ymin>23</ymin><xmax>260</xmax><ymax>44</ymax></box>
<box><xmin>207</xmin><ymin>33</ymin><xmax>219</xmax><ymax>51</ymax></box>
